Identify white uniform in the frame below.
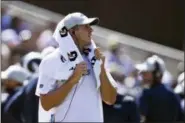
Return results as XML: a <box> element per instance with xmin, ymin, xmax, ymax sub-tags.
<box><xmin>35</xmin><ymin>55</ymin><xmax>103</xmax><ymax>122</ymax></box>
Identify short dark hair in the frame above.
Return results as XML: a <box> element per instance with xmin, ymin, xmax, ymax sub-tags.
<box><xmin>70</xmin><ymin>25</ymin><xmax>79</xmax><ymax>31</ymax></box>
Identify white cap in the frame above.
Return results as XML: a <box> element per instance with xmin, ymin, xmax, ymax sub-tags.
<box><xmin>135</xmin><ymin>55</ymin><xmax>165</xmax><ymax>73</ymax></box>
<box><xmin>63</xmin><ymin>12</ymin><xmax>99</xmax><ymax>29</ymax></box>
<box><xmin>1</xmin><ymin>65</ymin><xmax>30</xmax><ymax>83</ymax></box>
<box><xmin>22</xmin><ymin>52</ymin><xmax>42</xmax><ymax>73</ymax></box>
<box><xmin>174</xmin><ymin>72</ymin><xmax>184</xmax><ymax>94</ymax></box>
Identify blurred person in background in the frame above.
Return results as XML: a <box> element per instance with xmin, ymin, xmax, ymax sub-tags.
<box><xmin>104</xmin><ymin>40</ymin><xmax>141</xmax><ymax>96</ymax></box>
<box><xmin>174</xmin><ymin>72</ymin><xmax>184</xmax><ymax>113</ymax></box>
<box><xmin>1</xmin><ymin>27</ymin><xmax>21</xmax><ymax>49</ymax></box>
<box><xmin>1</xmin><ymin>43</ymin><xmax>11</xmax><ymax>71</ymax></box>
<box><xmin>103</xmin><ymin>40</ymin><xmax>140</xmax><ymax>123</ymax></box>
<box><xmin>136</xmin><ymin>55</ymin><xmax>184</xmax><ymax>123</ymax></box>
<box><xmin>177</xmin><ymin>61</ymin><xmax>184</xmax><ymax>75</ymax></box>
<box><xmin>1</xmin><ymin>64</ymin><xmax>30</xmax><ymax>114</ymax></box>
<box><xmin>103</xmin><ymin>86</ymin><xmax>140</xmax><ymax>123</ymax></box>
<box><xmin>1</xmin><ymin>16</ymin><xmax>29</xmax><ymax>47</ymax></box>
<box><xmin>175</xmin><ymin>61</ymin><xmax>184</xmax><ymax>88</ymax></box>
<box><xmin>161</xmin><ymin>67</ymin><xmax>174</xmax><ymax>90</ymax></box>
<box><xmin>20</xmin><ymin>51</ymin><xmax>42</xmax><ymax>77</ymax></box>
<box><xmin>117</xmin><ymin>96</ymin><xmax>140</xmax><ymax>123</ymax></box>
<box><xmin>1</xmin><ymin>6</ymin><xmax>12</xmax><ymax>31</ymax></box>
<box><xmin>105</xmin><ymin>40</ymin><xmax>135</xmax><ymax>80</ymax></box>
<box><xmin>11</xmin><ymin>28</ymin><xmax>42</xmax><ymax>67</ymax></box>
<box><xmin>10</xmin><ymin>16</ymin><xmax>29</xmax><ymax>34</ymax></box>
<box><xmin>2</xmin><ymin>47</ymin><xmax>55</xmax><ymax>123</ymax></box>
<box><xmin>1</xmin><ymin>22</ymin><xmax>31</xmax><ymax>65</ymax></box>
<box><xmin>36</xmin><ymin>21</ymin><xmax>58</xmax><ymax>51</ymax></box>
<box><xmin>14</xmin><ymin>29</ymin><xmax>33</xmax><ymax>54</ymax></box>
<box><xmin>145</xmin><ymin>55</ymin><xmax>174</xmax><ymax>90</ymax></box>
<box><xmin>2</xmin><ymin>51</ymin><xmax>41</xmax><ymax>120</ymax></box>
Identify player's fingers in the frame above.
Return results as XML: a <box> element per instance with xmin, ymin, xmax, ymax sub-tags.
<box><xmin>80</xmin><ymin>61</ymin><xmax>86</xmax><ymax>64</ymax></box>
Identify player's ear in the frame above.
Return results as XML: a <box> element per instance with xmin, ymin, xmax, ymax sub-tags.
<box><xmin>69</xmin><ymin>29</ymin><xmax>75</xmax><ymax>36</ymax></box>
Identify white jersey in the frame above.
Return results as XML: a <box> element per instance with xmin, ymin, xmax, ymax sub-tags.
<box><xmin>35</xmin><ymin>55</ymin><xmax>103</xmax><ymax>122</ymax></box>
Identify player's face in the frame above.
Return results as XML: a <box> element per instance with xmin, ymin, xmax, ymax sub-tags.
<box><xmin>141</xmin><ymin>71</ymin><xmax>154</xmax><ymax>85</ymax></box>
<box><xmin>75</xmin><ymin>24</ymin><xmax>93</xmax><ymax>46</ymax></box>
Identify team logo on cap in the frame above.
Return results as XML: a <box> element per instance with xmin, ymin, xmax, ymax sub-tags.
<box><xmin>59</xmin><ymin>26</ymin><xmax>68</xmax><ymax>37</ymax></box>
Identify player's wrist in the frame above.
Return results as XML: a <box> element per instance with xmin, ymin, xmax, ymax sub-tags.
<box><xmin>101</xmin><ymin>62</ymin><xmax>105</xmax><ymax>71</ymax></box>
<box><xmin>68</xmin><ymin>73</ymin><xmax>81</xmax><ymax>85</ymax></box>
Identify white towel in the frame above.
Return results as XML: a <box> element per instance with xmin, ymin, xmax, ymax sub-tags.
<box><xmin>52</xmin><ymin>19</ymin><xmax>101</xmax><ymax>89</ymax></box>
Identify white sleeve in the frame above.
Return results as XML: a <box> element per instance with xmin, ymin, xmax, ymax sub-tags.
<box><xmin>35</xmin><ymin>54</ymin><xmax>58</xmax><ymax>97</ymax></box>
<box><xmin>35</xmin><ymin>73</ymin><xmax>56</xmax><ymax>96</ymax></box>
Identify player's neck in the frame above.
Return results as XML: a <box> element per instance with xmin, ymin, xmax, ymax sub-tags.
<box><xmin>73</xmin><ymin>39</ymin><xmax>84</xmax><ymax>54</ymax></box>
<box><xmin>71</xmin><ymin>35</ymin><xmax>86</xmax><ymax>54</ymax></box>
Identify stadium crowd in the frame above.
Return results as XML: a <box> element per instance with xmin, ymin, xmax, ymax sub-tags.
<box><xmin>1</xmin><ymin>5</ymin><xmax>184</xmax><ymax>123</ymax></box>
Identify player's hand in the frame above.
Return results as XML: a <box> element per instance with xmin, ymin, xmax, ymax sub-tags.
<box><xmin>71</xmin><ymin>61</ymin><xmax>88</xmax><ymax>82</ymax></box>
<box><xmin>94</xmin><ymin>48</ymin><xmax>105</xmax><ymax>62</ymax></box>
<box><xmin>94</xmin><ymin>48</ymin><xmax>105</xmax><ymax>67</ymax></box>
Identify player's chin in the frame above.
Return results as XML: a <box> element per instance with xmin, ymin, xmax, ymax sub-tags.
<box><xmin>85</xmin><ymin>39</ymin><xmax>92</xmax><ymax>45</ymax></box>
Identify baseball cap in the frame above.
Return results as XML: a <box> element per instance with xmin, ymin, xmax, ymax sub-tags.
<box><xmin>63</xmin><ymin>12</ymin><xmax>99</xmax><ymax>29</ymax></box>
<box><xmin>21</xmin><ymin>52</ymin><xmax>42</xmax><ymax>74</ymax></box>
<box><xmin>1</xmin><ymin>65</ymin><xmax>31</xmax><ymax>83</ymax></box>
<box><xmin>135</xmin><ymin>55</ymin><xmax>165</xmax><ymax>73</ymax></box>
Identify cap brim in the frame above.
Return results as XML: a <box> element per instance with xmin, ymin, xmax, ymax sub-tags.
<box><xmin>135</xmin><ymin>63</ymin><xmax>149</xmax><ymax>73</ymax></box>
<box><xmin>83</xmin><ymin>17</ymin><xmax>99</xmax><ymax>26</ymax></box>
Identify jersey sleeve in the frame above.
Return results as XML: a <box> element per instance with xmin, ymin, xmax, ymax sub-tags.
<box><xmin>35</xmin><ymin>58</ymin><xmax>56</xmax><ymax>97</ymax></box>
<box><xmin>35</xmin><ymin>73</ymin><xmax>56</xmax><ymax>96</ymax></box>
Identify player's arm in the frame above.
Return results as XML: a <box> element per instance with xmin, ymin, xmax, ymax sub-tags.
<box><xmin>40</xmin><ymin>74</ymin><xmax>77</xmax><ymax>111</ymax></box>
<box><xmin>99</xmin><ymin>64</ymin><xmax>117</xmax><ymax>105</ymax></box>
<box><xmin>37</xmin><ymin>62</ymin><xmax>87</xmax><ymax>111</ymax></box>
<box><xmin>95</xmin><ymin>48</ymin><xmax>117</xmax><ymax>105</ymax></box>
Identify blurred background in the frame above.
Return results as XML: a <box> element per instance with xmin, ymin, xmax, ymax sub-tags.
<box><xmin>1</xmin><ymin>0</ymin><xmax>184</xmax><ymax>123</ymax></box>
